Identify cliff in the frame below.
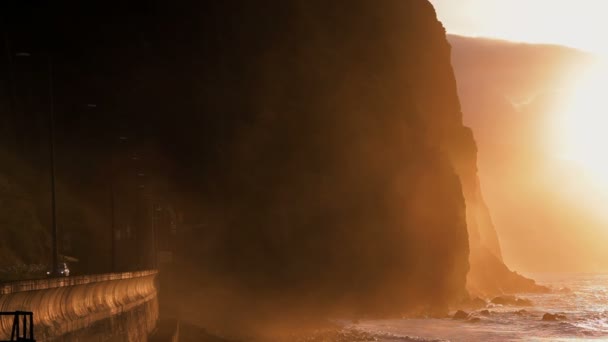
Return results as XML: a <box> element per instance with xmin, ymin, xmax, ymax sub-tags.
<box><xmin>173</xmin><ymin>0</ymin><xmax>469</xmax><ymax>316</ymax></box>
<box><xmin>449</xmin><ymin>35</ymin><xmax>608</xmax><ymax>274</ymax></box>
<box><xmin>1</xmin><ymin>0</ymin><xmax>533</xmax><ymax>327</ymax></box>
<box><xmin>154</xmin><ymin>0</ymin><xmax>474</xmax><ymax>324</ymax></box>
<box><xmin>450</xmin><ymin>36</ymin><xmax>552</xmax><ymax>296</ymax></box>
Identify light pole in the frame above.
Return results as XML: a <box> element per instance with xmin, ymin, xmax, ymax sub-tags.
<box><xmin>110</xmin><ymin>182</ymin><xmax>116</xmax><ymax>272</ymax></box>
<box><xmin>47</xmin><ymin>54</ymin><xmax>59</xmax><ymax>276</ymax></box>
<box><xmin>110</xmin><ymin>135</ymin><xmax>128</xmax><ymax>272</ymax></box>
<box><xmin>152</xmin><ymin>202</ymin><xmax>160</xmax><ymax>269</ymax></box>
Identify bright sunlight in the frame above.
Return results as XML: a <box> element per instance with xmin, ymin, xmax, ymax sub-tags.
<box><xmin>431</xmin><ymin>0</ymin><xmax>608</xmax><ymax>54</ymax></box>
<box><xmin>554</xmin><ymin>61</ymin><xmax>608</xmax><ymax>186</ymax></box>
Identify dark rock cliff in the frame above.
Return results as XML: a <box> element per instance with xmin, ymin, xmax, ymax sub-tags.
<box><xmin>447</xmin><ymin>35</ymin><xmax>561</xmax><ymax>294</ymax></box>
<box><xmin>157</xmin><ymin>0</ymin><xmax>472</xmax><ymax>318</ymax></box>
<box><xmin>1</xmin><ymin>0</ymin><xmax>528</xmax><ymax>323</ymax></box>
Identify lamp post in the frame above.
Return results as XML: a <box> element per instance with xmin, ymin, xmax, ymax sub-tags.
<box><xmin>110</xmin><ymin>135</ymin><xmax>129</xmax><ymax>272</ymax></box>
<box><xmin>152</xmin><ymin>202</ymin><xmax>160</xmax><ymax>269</ymax></box>
<box><xmin>110</xmin><ymin>182</ymin><xmax>116</xmax><ymax>272</ymax></box>
<box><xmin>47</xmin><ymin>54</ymin><xmax>59</xmax><ymax>276</ymax></box>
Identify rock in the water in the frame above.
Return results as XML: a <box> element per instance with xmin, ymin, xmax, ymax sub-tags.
<box><xmin>467</xmin><ymin>317</ymin><xmax>481</xmax><ymax>323</ymax></box>
<box><xmin>515</xmin><ymin>309</ymin><xmax>528</xmax><ymax>316</ymax></box>
<box><xmin>479</xmin><ymin>310</ymin><xmax>491</xmax><ymax>316</ymax></box>
<box><xmin>542</xmin><ymin>313</ymin><xmax>567</xmax><ymax>321</ymax></box>
<box><xmin>542</xmin><ymin>313</ymin><xmax>556</xmax><ymax>321</ymax></box>
<box><xmin>491</xmin><ymin>295</ymin><xmax>532</xmax><ymax>306</ymax></box>
<box><xmin>453</xmin><ymin>310</ymin><xmax>469</xmax><ymax>320</ymax></box>
<box><xmin>516</xmin><ymin>298</ymin><xmax>533</xmax><ymax>306</ymax></box>
<box><xmin>466</xmin><ymin>297</ymin><xmax>488</xmax><ymax>309</ymax></box>
<box><xmin>491</xmin><ymin>295</ymin><xmax>514</xmax><ymax>305</ymax></box>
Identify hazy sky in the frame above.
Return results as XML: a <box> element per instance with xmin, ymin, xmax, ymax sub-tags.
<box><xmin>430</xmin><ymin>0</ymin><xmax>608</xmax><ymax>54</ymax></box>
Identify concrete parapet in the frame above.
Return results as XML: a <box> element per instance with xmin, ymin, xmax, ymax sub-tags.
<box><xmin>0</xmin><ymin>270</ymin><xmax>159</xmax><ymax>341</ymax></box>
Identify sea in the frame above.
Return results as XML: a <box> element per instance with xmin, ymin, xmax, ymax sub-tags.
<box><xmin>346</xmin><ymin>274</ymin><xmax>608</xmax><ymax>341</ymax></box>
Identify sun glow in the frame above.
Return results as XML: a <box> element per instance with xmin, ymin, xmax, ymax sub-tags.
<box><xmin>554</xmin><ymin>62</ymin><xmax>608</xmax><ymax>186</ymax></box>
<box><xmin>431</xmin><ymin>0</ymin><xmax>608</xmax><ymax>55</ymax></box>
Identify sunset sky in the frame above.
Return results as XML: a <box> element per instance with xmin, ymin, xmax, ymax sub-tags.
<box><xmin>432</xmin><ymin>0</ymin><xmax>608</xmax><ymax>185</ymax></box>
<box><xmin>433</xmin><ymin>0</ymin><xmax>608</xmax><ymax>273</ymax></box>
<box><xmin>430</xmin><ymin>0</ymin><xmax>608</xmax><ymax>54</ymax></box>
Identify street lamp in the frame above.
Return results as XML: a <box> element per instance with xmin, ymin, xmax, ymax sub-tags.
<box><xmin>47</xmin><ymin>54</ymin><xmax>60</xmax><ymax>276</ymax></box>
<box><xmin>110</xmin><ymin>134</ymin><xmax>129</xmax><ymax>273</ymax></box>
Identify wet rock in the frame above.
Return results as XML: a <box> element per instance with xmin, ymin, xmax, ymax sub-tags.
<box><xmin>542</xmin><ymin>313</ymin><xmax>567</xmax><ymax>321</ymax></box>
<box><xmin>453</xmin><ymin>310</ymin><xmax>469</xmax><ymax>320</ymax></box>
<box><xmin>516</xmin><ymin>298</ymin><xmax>533</xmax><ymax>306</ymax></box>
<box><xmin>479</xmin><ymin>309</ymin><xmax>491</xmax><ymax>316</ymax></box>
<box><xmin>491</xmin><ymin>295</ymin><xmax>532</xmax><ymax>306</ymax></box>
<box><xmin>491</xmin><ymin>295</ymin><xmax>514</xmax><ymax>305</ymax></box>
<box><xmin>515</xmin><ymin>309</ymin><xmax>528</xmax><ymax>316</ymax></box>
<box><xmin>467</xmin><ymin>297</ymin><xmax>488</xmax><ymax>309</ymax></box>
<box><xmin>467</xmin><ymin>317</ymin><xmax>481</xmax><ymax>323</ymax></box>
<box><xmin>270</xmin><ymin>328</ymin><xmax>379</xmax><ymax>342</ymax></box>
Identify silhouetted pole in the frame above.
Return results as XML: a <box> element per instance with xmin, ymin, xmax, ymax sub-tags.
<box><xmin>48</xmin><ymin>54</ymin><xmax>59</xmax><ymax>275</ymax></box>
<box><xmin>151</xmin><ymin>203</ymin><xmax>157</xmax><ymax>269</ymax></box>
<box><xmin>110</xmin><ymin>135</ymin><xmax>128</xmax><ymax>272</ymax></box>
<box><xmin>110</xmin><ymin>183</ymin><xmax>116</xmax><ymax>272</ymax></box>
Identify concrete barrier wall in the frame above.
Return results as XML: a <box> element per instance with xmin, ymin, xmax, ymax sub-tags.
<box><xmin>0</xmin><ymin>270</ymin><xmax>159</xmax><ymax>341</ymax></box>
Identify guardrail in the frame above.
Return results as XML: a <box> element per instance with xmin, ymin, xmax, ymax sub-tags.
<box><xmin>0</xmin><ymin>270</ymin><xmax>158</xmax><ymax>341</ymax></box>
<box><xmin>0</xmin><ymin>270</ymin><xmax>158</xmax><ymax>295</ymax></box>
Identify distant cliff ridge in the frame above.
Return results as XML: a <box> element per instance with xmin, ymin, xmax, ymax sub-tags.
<box><xmin>449</xmin><ymin>34</ymin><xmax>608</xmax><ymax>274</ymax></box>
<box><xmin>440</xmin><ymin>35</ymin><xmax>548</xmax><ymax>295</ymax></box>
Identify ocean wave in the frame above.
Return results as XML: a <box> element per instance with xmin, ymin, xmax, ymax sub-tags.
<box><xmin>348</xmin><ymin>328</ymin><xmax>449</xmax><ymax>342</ymax></box>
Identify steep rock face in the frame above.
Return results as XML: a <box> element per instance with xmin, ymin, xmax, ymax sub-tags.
<box><xmin>157</xmin><ymin>0</ymin><xmax>471</xmax><ymax>319</ymax></box>
<box><xmin>446</xmin><ymin>36</ymin><xmax>550</xmax><ymax>295</ymax></box>
<box><xmin>447</xmin><ymin>129</ymin><xmax>502</xmax><ymax>261</ymax></box>
<box><xmin>0</xmin><ymin>0</ymin><xmax>519</xmax><ymax>322</ymax></box>
<box><xmin>375</xmin><ymin>3</ymin><xmax>509</xmax><ymax>296</ymax></box>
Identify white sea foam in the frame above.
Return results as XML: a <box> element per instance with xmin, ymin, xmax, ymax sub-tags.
<box><xmin>351</xmin><ymin>274</ymin><xmax>608</xmax><ymax>341</ymax></box>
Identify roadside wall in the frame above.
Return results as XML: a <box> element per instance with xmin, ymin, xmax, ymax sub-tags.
<box><xmin>0</xmin><ymin>270</ymin><xmax>158</xmax><ymax>341</ymax></box>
